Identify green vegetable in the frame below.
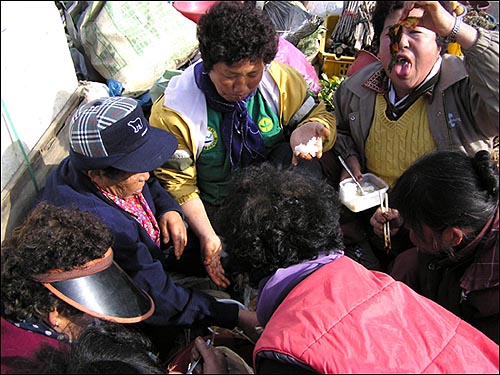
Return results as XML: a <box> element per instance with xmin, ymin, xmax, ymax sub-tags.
<box><xmin>318</xmin><ymin>74</ymin><xmax>345</xmax><ymax>112</ymax></box>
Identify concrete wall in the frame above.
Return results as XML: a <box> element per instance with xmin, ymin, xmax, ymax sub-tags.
<box><xmin>1</xmin><ymin>1</ymin><xmax>78</xmax><ymax>191</ymax></box>
<box><xmin>1</xmin><ymin>1</ymin><xmax>79</xmax><ymax>241</ymax></box>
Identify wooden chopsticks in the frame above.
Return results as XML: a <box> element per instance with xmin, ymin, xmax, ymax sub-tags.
<box><xmin>379</xmin><ymin>191</ymin><xmax>391</xmax><ymax>251</ymax></box>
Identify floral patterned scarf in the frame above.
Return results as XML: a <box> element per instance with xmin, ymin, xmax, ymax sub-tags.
<box><xmin>99</xmin><ymin>188</ymin><xmax>161</xmax><ymax>247</ymax></box>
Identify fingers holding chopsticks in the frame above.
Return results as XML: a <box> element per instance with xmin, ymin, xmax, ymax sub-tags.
<box><xmin>380</xmin><ymin>192</ymin><xmax>391</xmax><ymax>250</ymax></box>
<box><xmin>189</xmin><ymin>337</ymin><xmax>228</xmax><ymax>374</ymax></box>
<box><xmin>369</xmin><ymin>200</ymin><xmax>403</xmax><ymax>240</ymax></box>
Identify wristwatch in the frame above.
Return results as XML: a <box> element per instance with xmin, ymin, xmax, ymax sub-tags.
<box><xmin>444</xmin><ymin>16</ymin><xmax>463</xmax><ymax>44</ymax></box>
<box><xmin>444</xmin><ymin>5</ymin><xmax>467</xmax><ymax>44</ymax></box>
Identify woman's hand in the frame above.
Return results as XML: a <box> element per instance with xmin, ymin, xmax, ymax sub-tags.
<box><xmin>201</xmin><ymin>235</ymin><xmax>230</xmax><ymax>288</ymax></box>
<box><xmin>190</xmin><ymin>336</ymin><xmax>228</xmax><ymax>374</ymax></box>
<box><xmin>400</xmin><ymin>2</ymin><xmax>471</xmax><ymax>39</ymax></box>
<box><xmin>290</xmin><ymin>122</ymin><xmax>331</xmax><ymax>166</ymax></box>
<box><xmin>159</xmin><ymin>211</ymin><xmax>187</xmax><ymax>259</ymax></box>
<box><xmin>340</xmin><ymin>154</ymin><xmax>363</xmax><ymax>182</ymax></box>
<box><xmin>370</xmin><ymin>206</ymin><xmax>404</xmax><ymax>238</ymax></box>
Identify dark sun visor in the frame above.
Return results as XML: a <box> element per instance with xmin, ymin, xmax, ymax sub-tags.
<box><xmin>32</xmin><ymin>248</ymin><xmax>154</xmax><ymax>323</ymax></box>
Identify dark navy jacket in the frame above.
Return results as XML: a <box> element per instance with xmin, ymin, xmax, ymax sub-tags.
<box><xmin>40</xmin><ymin>157</ymin><xmax>238</xmax><ymax>329</ymax></box>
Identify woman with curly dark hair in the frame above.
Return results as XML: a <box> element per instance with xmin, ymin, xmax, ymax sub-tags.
<box><xmin>1</xmin><ymin>203</ymin><xmax>154</xmax><ymax>373</ymax></box>
<box><xmin>370</xmin><ymin>150</ymin><xmax>499</xmax><ymax>344</ymax></box>
<box><xmin>217</xmin><ymin>162</ymin><xmax>344</xmax><ymax>297</ymax></box>
<box><xmin>209</xmin><ymin>162</ymin><xmax>498</xmax><ymax>374</ymax></box>
<box><xmin>149</xmin><ymin>1</ymin><xmax>336</xmax><ymax>290</ymax></box>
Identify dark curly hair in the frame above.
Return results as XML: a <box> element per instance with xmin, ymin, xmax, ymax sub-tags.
<box><xmin>1</xmin><ymin>202</ymin><xmax>114</xmax><ymax>323</ymax></box>
<box><xmin>391</xmin><ymin>150</ymin><xmax>499</xmax><ymax>238</ymax></box>
<box><xmin>217</xmin><ymin>163</ymin><xmax>344</xmax><ymax>287</ymax></box>
<box><xmin>371</xmin><ymin>1</ymin><xmax>447</xmax><ymax>54</ymax></box>
<box><xmin>197</xmin><ymin>1</ymin><xmax>278</xmax><ymax>72</ymax></box>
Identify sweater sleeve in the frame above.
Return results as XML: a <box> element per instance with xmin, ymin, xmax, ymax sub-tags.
<box><xmin>270</xmin><ymin>61</ymin><xmax>337</xmax><ymax>151</ymax></box>
<box><xmin>103</xmin><ymin>209</ymin><xmax>239</xmax><ymax>328</ymax></box>
<box><xmin>462</xmin><ymin>28</ymin><xmax>499</xmax><ymax>137</ymax></box>
<box><xmin>150</xmin><ymin>96</ymin><xmax>201</xmax><ymax>205</ymax></box>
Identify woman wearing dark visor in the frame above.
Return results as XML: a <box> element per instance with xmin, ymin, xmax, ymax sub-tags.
<box><xmin>1</xmin><ymin>203</ymin><xmax>154</xmax><ymax>374</ymax></box>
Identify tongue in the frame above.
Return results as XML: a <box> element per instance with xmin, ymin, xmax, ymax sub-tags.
<box><xmin>394</xmin><ymin>61</ymin><xmax>411</xmax><ymax>78</ymax></box>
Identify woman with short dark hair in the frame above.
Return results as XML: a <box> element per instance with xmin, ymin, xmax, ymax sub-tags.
<box><xmin>150</xmin><ymin>1</ymin><xmax>336</xmax><ymax>290</ymax></box>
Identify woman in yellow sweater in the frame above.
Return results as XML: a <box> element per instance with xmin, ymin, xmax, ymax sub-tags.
<box><xmin>330</xmin><ymin>1</ymin><xmax>499</xmax><ymax>270</ymax></box>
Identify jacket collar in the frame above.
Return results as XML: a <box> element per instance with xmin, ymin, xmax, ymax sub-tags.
<box><xmin>460</xmin><ymin>209</ymin><xmax>499</xmax><ymax>293</ymax></box>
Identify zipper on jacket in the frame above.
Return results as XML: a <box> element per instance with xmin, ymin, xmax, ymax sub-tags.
<box><xmin>441</xmin><ymin>92</ymin><xmax>458</xmax><ymax>149</ymax></box>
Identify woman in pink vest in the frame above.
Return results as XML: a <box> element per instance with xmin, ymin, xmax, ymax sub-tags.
<box><xmin>213</xmin><ymin>162</ymin><xmax>499</xmax><ymax>374</ymax></box>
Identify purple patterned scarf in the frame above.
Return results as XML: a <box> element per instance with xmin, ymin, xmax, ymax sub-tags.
<box><xmin>194</xmin><ymin>62</ymin><xmax>266</xmax><ymax>170</ymax></box>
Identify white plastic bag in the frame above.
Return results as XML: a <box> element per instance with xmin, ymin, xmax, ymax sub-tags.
<box><xmin>306</xmin><ymin>1</ymin><xmax>344</xmax><ymax>17</ymax></box>
<box><xmin>79</xmin><ymin>2</ymin><xmax>199</xmax><ymax>97</ymax></box>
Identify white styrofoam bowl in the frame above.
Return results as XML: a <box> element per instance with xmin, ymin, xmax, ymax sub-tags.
<box><xmin>339</xmin><ymin>173</ymin><xmax>389</xmax><ymax>212</ymax></box>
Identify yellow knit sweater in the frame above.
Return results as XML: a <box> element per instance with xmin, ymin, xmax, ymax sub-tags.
<box><xmin>365</xmin><ymin>95</ymin><xmax>436</xmax><ymax>187</ymax></box>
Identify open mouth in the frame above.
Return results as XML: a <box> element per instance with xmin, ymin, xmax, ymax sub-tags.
<box><xmin>391</xmin><ymin>57</ymin><xmax>412</xmax><ymax>77</ymax></box>
<box><xmin>388</xmin><ymin>16</ymin><xmax>419</xmax><ymax>73</ymax></box>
